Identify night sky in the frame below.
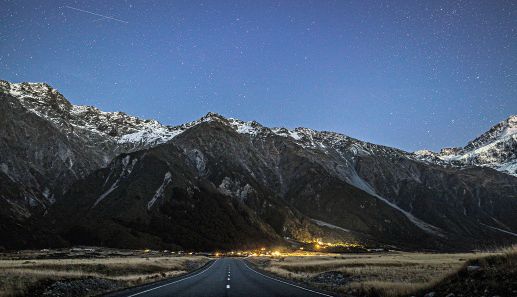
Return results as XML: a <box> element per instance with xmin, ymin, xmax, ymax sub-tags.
<box><xmin>1</xmin><ymin>1</ymin><xmax>516</xmax><ymax>151</ymax></box>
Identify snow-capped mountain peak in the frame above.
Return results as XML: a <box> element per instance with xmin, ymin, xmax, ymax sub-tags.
<box><xmin>1</xmin><ymin>81</ymin><xmax>182</xmax><ymax>148</ymax></box>
<box><xmin>465</xmin><ymin>115</ymin><xmax>517</xmax><ymax>150</ymax></box>
<box><xmin>414</xmin><ymin>115</ymin><xmax>517</xmax><ymax>176</ymax></box>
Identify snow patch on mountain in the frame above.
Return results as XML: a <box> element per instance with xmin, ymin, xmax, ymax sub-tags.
<box><xmin>312</xmin><ymin>219</ymin><xmax>350</xmax><ymax>232</ymax></box>
<box><xmin>117</xmin><ymin>127</ymin><xmax>182</xmax><ymax>145</ymax></box>
<box><xmin>498</xmin><ymin>162</ymin><xmax>517</xmax><ymax>174</ymax></box>
<box><xmin>228</xmin><ymin>118</ymin><xmax>262</xmax><ymax>136</ymax></box>
<box><xmin>480</xmin><ymin>223</ymin><xmax>517</xmax><ymax>237</ymax></box>
<box><xmin>93</xmin><ymin>156</ymin><xmax>137</xmax><ymax>208</ymax></box>
<box><xmin>93</xmin><ymin>182</ymin><xmax>118</xmax><ymax>208</ymax></box>
<box><xmin>272</xmin><ymin>128</ymin><xmax>304</xmax><ymax>141</ymax></box>
<box><xmin>374</xmin><ymin>192</ymin><xmax>445</xmax><ymax>237</ymax></box>
<box><xmin>147</xmin><ymin>172</ymin><xmax>172</xmax><ymax>210</ymax></box>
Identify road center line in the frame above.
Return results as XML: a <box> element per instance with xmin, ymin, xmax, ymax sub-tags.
<box><xmin>242</xmin><ymin>260</ymin><xmax>334</xmax><ymax>297</ymax></box>
<box><xmin>126</xmin><ymin>259</ymin><xmax>218</xmax><ymax>297</ymax></box>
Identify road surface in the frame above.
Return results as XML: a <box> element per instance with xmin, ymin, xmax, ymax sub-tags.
<box><xmin>106</xmin><ymin>257</ymin><xmax>335</xmax><ymax>297</ymax></box>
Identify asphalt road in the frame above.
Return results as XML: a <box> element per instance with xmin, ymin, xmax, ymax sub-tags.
<box><xmin>106</xmin><ymin>257</ymin><xmax>335</xmax><ymax>297</ymax></box>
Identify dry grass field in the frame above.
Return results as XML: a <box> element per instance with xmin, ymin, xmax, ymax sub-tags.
<box><xmin>248</xmin><ymin>247</ymin><xmax>516</xmax><ymax>297</ymax></box>
<box><xmin>1</xmin><ymin>246</ymin><xmax>515</xmax><ymax>297</ymax></box>
<box><xmin>0</xmin><ymin>253</ymin><xmax>211</xmax><ymax>297</ymax></box>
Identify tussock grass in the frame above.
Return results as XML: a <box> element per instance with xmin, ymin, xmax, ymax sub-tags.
<box><xmin>0</xmin><ymin>256</ymin><xmax>210</xmax><ymax>297</ymax></box>
<box><xmin>249</xmin><ymin>247</ymin><xmax>515</xmax><ymax>297</ymax></box>
<box><xmin>409</xmin><ymin>244</ymin><xmax>517</xmax><ymax>297</ymax></box>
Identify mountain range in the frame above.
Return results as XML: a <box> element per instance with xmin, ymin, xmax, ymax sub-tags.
<box><xmin>1</xmin><ymin>80</ymin><xmax>516</xmax><ymax>251</ymax></box>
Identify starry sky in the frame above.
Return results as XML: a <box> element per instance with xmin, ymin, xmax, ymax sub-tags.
<box><xmin>1</xmin><ymin>0</ymin><xmax>516</xmax><ymax>151</ymax></box>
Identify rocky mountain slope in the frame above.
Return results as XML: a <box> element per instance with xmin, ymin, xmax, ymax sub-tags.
<box><xmin>0</xmin><ymin>81</ymin><xmax>197</xmax><ymax>198</ymax></box>
<box><xmin>1</xmin><ymin>80</ymin><xmax>517</xmax><ymax>250</ymax></box>
<box><xmin>0</xmin><ymin>81</ymin><xmax>196</xmax><ymax>248</ymax></box>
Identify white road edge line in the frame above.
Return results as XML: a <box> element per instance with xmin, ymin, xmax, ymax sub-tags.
<box><xmin>242</xmin><ymin>261</ymin><xmax>333</xmax><ymax>297</ymax></box>
<box><xmin>126</xmin><ymin>259</ymin><xmax>218</xmax><ymax>297</ymax></box>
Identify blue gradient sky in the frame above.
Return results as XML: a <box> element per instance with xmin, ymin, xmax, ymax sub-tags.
<box><xmin>1</xmin><ymin>0</ymin><xmax>516</xmax><ymax>151</ymax></box>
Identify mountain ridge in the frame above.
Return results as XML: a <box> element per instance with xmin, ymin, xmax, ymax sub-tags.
<box><xmin>4</xmin><ymin>80</ymin><xmax>515</xmax><ymax>178</ymax></box>
<box><xmin>1</xmin><ymin>80</ymin><xmax>516</xmax><ymax>251</ymax></box>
